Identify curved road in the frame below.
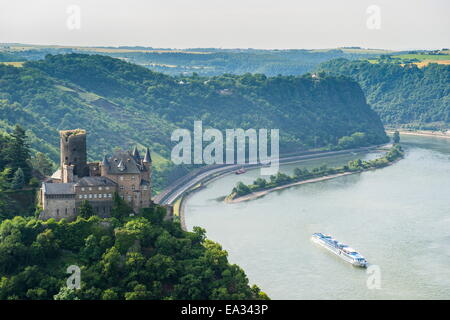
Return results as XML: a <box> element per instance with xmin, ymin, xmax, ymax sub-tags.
<box><xmin>155</xmin><ymin>144</ymin><xmax>388</xmax><ymax>206</ymax></box>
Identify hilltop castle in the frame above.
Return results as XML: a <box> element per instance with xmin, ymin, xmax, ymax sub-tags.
<box><xmin>39</xmin><ymin>129</ymin><xmax>152</xmax><ymax>220</ymax></box>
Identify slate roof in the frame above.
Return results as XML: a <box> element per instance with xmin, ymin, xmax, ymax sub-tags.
<box><xmin>75</xmin><ymin>176</ymin><xmax>117</xmax><ymax>187</ymax></box>
<box><xmin>104</xmin><ymin>150</ymin><xmax>144</xmax><ymax>174</ymax></box>
<box><xmin>43</xmin><ymin>182</ymin><xmax>75</xmax><ymax>195</ymax></box>
<box><xmin>143</xmin><ymin>147</ymin><xmax>152</xmax><ymax>163</ymax></box>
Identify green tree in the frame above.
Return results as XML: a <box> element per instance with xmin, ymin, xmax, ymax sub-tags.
<box><xmin>78</xmin><ymin>200</ymin><xmax>94</xmax><ymax>219</ymax></box>
<box><xmin>4</xmin><ymin>125</ymin><xmax>32</xmax><ymax>182</ymax></box>
<box><xmin>111</xmin><ymin>192</ymin><xmax>133</xmax><ymax>219</ymax></box>
<box><xmin>53</xmin><ymin>286</ymin><xmax>79</xmax><ymax>300</ymax></box>
<box><xmin>31</xmin><ymin>152</ymin><xmax>54</xmax><ymax>176</ymax></box>
<box><xmin>393</xmin><ymin>130</ymin><xmax>400</xmax><ymax>144</ymax></box>
<box><xmin>253</xmin><ymin>177</ymin><xmax>267</xmax><ymax>188</ymax></box>
<box><xmin>11</xmin><ymin>168</ymin><xmax>24</xmax><ymax>190</ymax></box>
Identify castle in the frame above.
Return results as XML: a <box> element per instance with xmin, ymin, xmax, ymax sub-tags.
<box><xmin>39</xmin><ymin>129</ymin><xmax>152</xmax><ymax>220</ymax></box>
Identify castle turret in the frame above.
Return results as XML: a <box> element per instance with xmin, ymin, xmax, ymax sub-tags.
<box><xmin>100</xmin><ymin>155</ymin><xmax>109</xmax><ymax>176</ymax></box>
<box><xmin>143</xmin><ymin>147</ymin><xmax>152</xmax><ymax>164</ymax></box>
<box><xmin>132</xmin><ymin>146</ymin><xmax>140</xmax><ymax>160</ymax></box>
<box><xmin>60</xmin><ymin>129</ymin><xmax>89</xmax><ymax>182</ymax></box>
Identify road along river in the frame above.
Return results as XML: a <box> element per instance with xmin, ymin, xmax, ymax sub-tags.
<box><xmin>183</xmin><ymin>135</ymin><xmax>450</xmax><ymax>299</ymax></box>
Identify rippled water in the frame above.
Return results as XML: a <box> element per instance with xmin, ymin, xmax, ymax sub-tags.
<box><xmin>185</xmin><ymin>135</ymin><xmax>450</xmax><ymax>299</ymax></box>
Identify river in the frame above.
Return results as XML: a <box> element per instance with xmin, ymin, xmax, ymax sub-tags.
<box><xmin>184</xmin><ymin>135</ymin><xmax>450</xmax><ymax>299</ymax></box>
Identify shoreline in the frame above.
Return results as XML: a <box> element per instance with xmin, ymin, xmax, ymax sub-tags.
<box><xmin>225</xmin><ymin>147</ymin><xmax>404</xmax><ymax>204</ymax></box>
<box><xmin>387</xmin><ymin>129</ymin><xmax>450</xmax><ymax>139</ymax></box>
<box><xmin>174</xmin><ymin>143</ymin><xmax>392</xmax><ymax>230</ymax></box>
<box><xmin>224</xmin><ymin>172</ymin><xmax>355</xmax><ymax>204</ymax></box>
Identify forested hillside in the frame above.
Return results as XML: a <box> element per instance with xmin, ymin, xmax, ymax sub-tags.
<box><xmin>317</xmin><ymin>59</ymin><xmax>450</xmax><ymax>129</ymax></box>
<box><xmin>0</xmin><ymin>203</ymin><xmax>268</xmax><ymax>300</ymax></box>
<box><xmin>0</xmin><ymin>54</ymin><xmax>388</xmax><ymax>190</ymax></box>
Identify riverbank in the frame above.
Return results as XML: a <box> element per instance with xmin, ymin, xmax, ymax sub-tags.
<box><xmin>170</xmin><ymin>143</ymin><xmax>392</xmax><ymax>230</ymax></box>
<box><xmin>225</xmin><ymin>144</ymin><xmax>404</xmax><ymax>204</ymax></box>
<box><xmin>225</xmin><ymin>172</ymin><xmax>355</xmax><ymax>204</ymax></box>
<box><xmin>387</xmin><ymin>129</ymin><xmax>450</xmax><ymax>139</ymax></box>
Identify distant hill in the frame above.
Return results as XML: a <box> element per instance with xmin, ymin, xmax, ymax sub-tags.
<box><xmin>1</xmin><ymin>44</ymin><xmax>396</xmax><ymax>76</ymax></box>
<box><xmin>0</xmin><ymin>54</ymin><xmax>388</xmax><ymax>190</ymax></box>
<box><xmin>317</xmin><ymin>59</ymin><xmax>450</xmax><ymax>129</ymax></box>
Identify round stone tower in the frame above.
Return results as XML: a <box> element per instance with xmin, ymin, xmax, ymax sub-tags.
<box><xmin>60</xmin><ymin>129</ymin><xmax>89</xmax><ymax>182</ymax></box>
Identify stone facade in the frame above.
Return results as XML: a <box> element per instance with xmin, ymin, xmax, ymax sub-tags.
<box><xmin>60</xmin><ymin>129</ymin><xmax>89</xmax><ymax>182</ymax></box>
<box><xmin>39</xmin><ymin>129</ymin><xmax>152</xmax><ymax>221</ymax></box>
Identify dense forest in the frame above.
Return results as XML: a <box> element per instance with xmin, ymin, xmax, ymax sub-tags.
<box><xmin>0</xmin><ymin>125</ymin><xmax>54</xmax><ymax>220</ymax></box>
<box><xmin>0</xmin><ymin>204</ymin><xmax>268</xmax><ymax>300</ymax></box>
<box><xmin>317</xmin><ymin>59</ymin><xmax>450</xmax><ymax>129</ymax></box>
<box><xmin>0</xmin><ymin>54</ymin><xmax>388</xmax><ymax>191</ymax></box>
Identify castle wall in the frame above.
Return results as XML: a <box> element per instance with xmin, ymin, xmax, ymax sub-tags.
<box><xmin>74</xmin><ymin>184</ymin><xmax>116</xmax><ymax>217</ymax></box>
<box><xmin>101</xmin><ymin>170</ymin><xmax>151</xmax><ymax>212</ymax></box>
<box><xmin>40</xmin><ymin>195</ymin><xmax>77</xmax><ymax>221</ymax></box>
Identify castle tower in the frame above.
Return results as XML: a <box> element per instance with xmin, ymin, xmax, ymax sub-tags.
<box><xmin>143</xmin><ymin>147</ymin><xmax>152</xmax><ymax>172</ymax></box>
<box><xmin>60</xmin><ymin>129</ymin><xmax>89</xmax><ymax>182</ymax></box>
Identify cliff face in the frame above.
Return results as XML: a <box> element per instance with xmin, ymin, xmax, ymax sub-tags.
<box><xmin>0</xmin><ymin>54</ymin><xmax>387</xmax><ymax>189</ymax></box>
<box><xmin>318</xmin><ymin>58</ymin><xmax>450</xmax><ymax>128</ymax></box>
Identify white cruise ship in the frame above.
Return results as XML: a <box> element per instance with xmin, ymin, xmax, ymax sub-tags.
<box><xmin>311</xmin><ymin>233</ymin><xmax>368</xmax><ymax>268</ymax></box>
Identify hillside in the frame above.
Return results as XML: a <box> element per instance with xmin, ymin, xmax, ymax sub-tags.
<box><xmin>317</xmin><ymin>59</ymin><xmax>450</xmax><ymax>129</ymax></box>
<box><xmin>1</xmin><ymin>44</ymin><xmax>395</xmax><ymax>76</ymax></box>
<box><xmin>0</xmin><ymin>205</ymin><xmax>269</xmax><ymax>300</ymax></box>
<box><xmin>0</xmin><ymin>54</ymin><xmax>388</xmax><ymax>190</ymax></box>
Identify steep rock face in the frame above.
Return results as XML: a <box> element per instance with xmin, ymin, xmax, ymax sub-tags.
<box><xmin>318</xmin><ymin>58</ymin><xmax>450</xmax><ymax>128</ymax></box>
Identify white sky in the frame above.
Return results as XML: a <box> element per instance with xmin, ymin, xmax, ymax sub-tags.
<box><xmin>0</xmin><ymin>0</ymin><xmax>449</xmax><ymax>50</ymax></box>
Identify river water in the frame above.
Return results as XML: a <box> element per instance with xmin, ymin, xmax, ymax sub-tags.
<box><xmin>185</xmin><ymin>135</ymin><xmax>450</xmax><ymax>299</ymax></box>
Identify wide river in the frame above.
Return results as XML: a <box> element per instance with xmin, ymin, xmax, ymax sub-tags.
<box><xmin>185</xmin><ymin>135</ymin><xmax>450</xmax><ymax>299</ymax></box>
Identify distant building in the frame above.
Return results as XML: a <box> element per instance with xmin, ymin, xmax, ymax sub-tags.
<box><xmin>39</xmin><ymin>129</ymin><xmax>152</xmax><ymax>220</ymax></box>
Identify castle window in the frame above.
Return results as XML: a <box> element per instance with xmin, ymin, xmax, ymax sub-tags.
<box><xmin>89</xmin><ymin>187</ymin><xmax>92</xmax><ymax>191</ymax></box>
<box><xmin>131</xmin><ymin>176</ymin><xmax>135</xmax><ymax>180</ymax></box>
<box><xmin>89</xmin><ymin>194</ymin><xmax>92</xmax><ymax>199</ymax></box>
<box><xmin>132</xmin><ymin>185</ymin><xmax>135</xmax><ymax>191</ymax></box>
<box><xmin>81</xmin><ymin>187</ymin><xmax>85</xmax><ymax>191</ymax></box>
<box><xmin>99</xmin><ymin>187</ymin><xmax>102</xmax><ymax>191</ymax></box>
<box><xmin>106</xmin><ymin>187</ymin><xmax>110</xmax><ymax>190</ymax></box>
<box><xmin>94</xmin><ymin>194</ymin><xmax>97</xmax><ymax>199</ymax></box>
<box><xmin>84</xmin><ymin>194</ymin><xmax>87</xmax><ymax>199</ymax></box>
<box><xmin>127</xmin><ymin>196</ymin><xmax>132</xmax><ymax>202</ymax></box>
<box><xmin>56</xmin><ymin>209</ymin><xmax>59</xmax><ymax>216</ymax></box>
<box><xmin>73</xmin><ymin>208</ymin><xmax>76</xmax><ymax>214</ymax></box>
<box><xmin>120</xmin><ymin>176</ymin><xmax>124</xmax><ymax>181</ymax></box>
<box><xmin>103</xmin><ymin>194</ymin><xmax>107</xmax><ymax>198</ymax></box>
<box><xmin>143</xmin><ymin>186</ymin><xmax>147</xmax><ymax>190</ymax></box>
<box><xmin>79</xmin><ymin>195</ymin><xmax>83</xmax><ymax>199</ymax></box>
<box><xmin>65</xmin><ymin>208</ymin><xmax>67</xmax><ymax>214</ymax></box>
<box><xmin>98</xmin><ymin>194</ymin><xmax>102</xmax><ymax>198</ymax></box>
<box><xmin>120</xmin><ymin>186</ymin><xmax>124</xmax><ymax>190</ymax></box>
<box><xmin>108</xmin><ymin>194</ymin><xmax>112</xmax><ymax>198</ymax></box>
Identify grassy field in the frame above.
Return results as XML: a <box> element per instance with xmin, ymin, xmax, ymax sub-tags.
<box><xmin>363</xmin><ymin>52</ymin><xmax>450</xmax><ymax>68</ymax></box>
<box><xmin>6</xmin><ymin>44</ymin><xmax>211</xmax><ymax>55</ymax></box>
<box><xmin>0</xmin><ymin>61</ymin><xmax>24</xmax><ymax>67</ymax></box>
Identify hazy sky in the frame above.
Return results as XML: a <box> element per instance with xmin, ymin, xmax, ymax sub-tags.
<box><xmin>1</xmin><ymin>0</ymin><xmax>449</xmax><ymax>49</ymax></box>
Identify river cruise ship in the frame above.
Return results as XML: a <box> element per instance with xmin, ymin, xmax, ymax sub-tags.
<box><xmin>311</xmin><ymin>233</ymin><xmax>368</xmax><ymax>268</ymax></box>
